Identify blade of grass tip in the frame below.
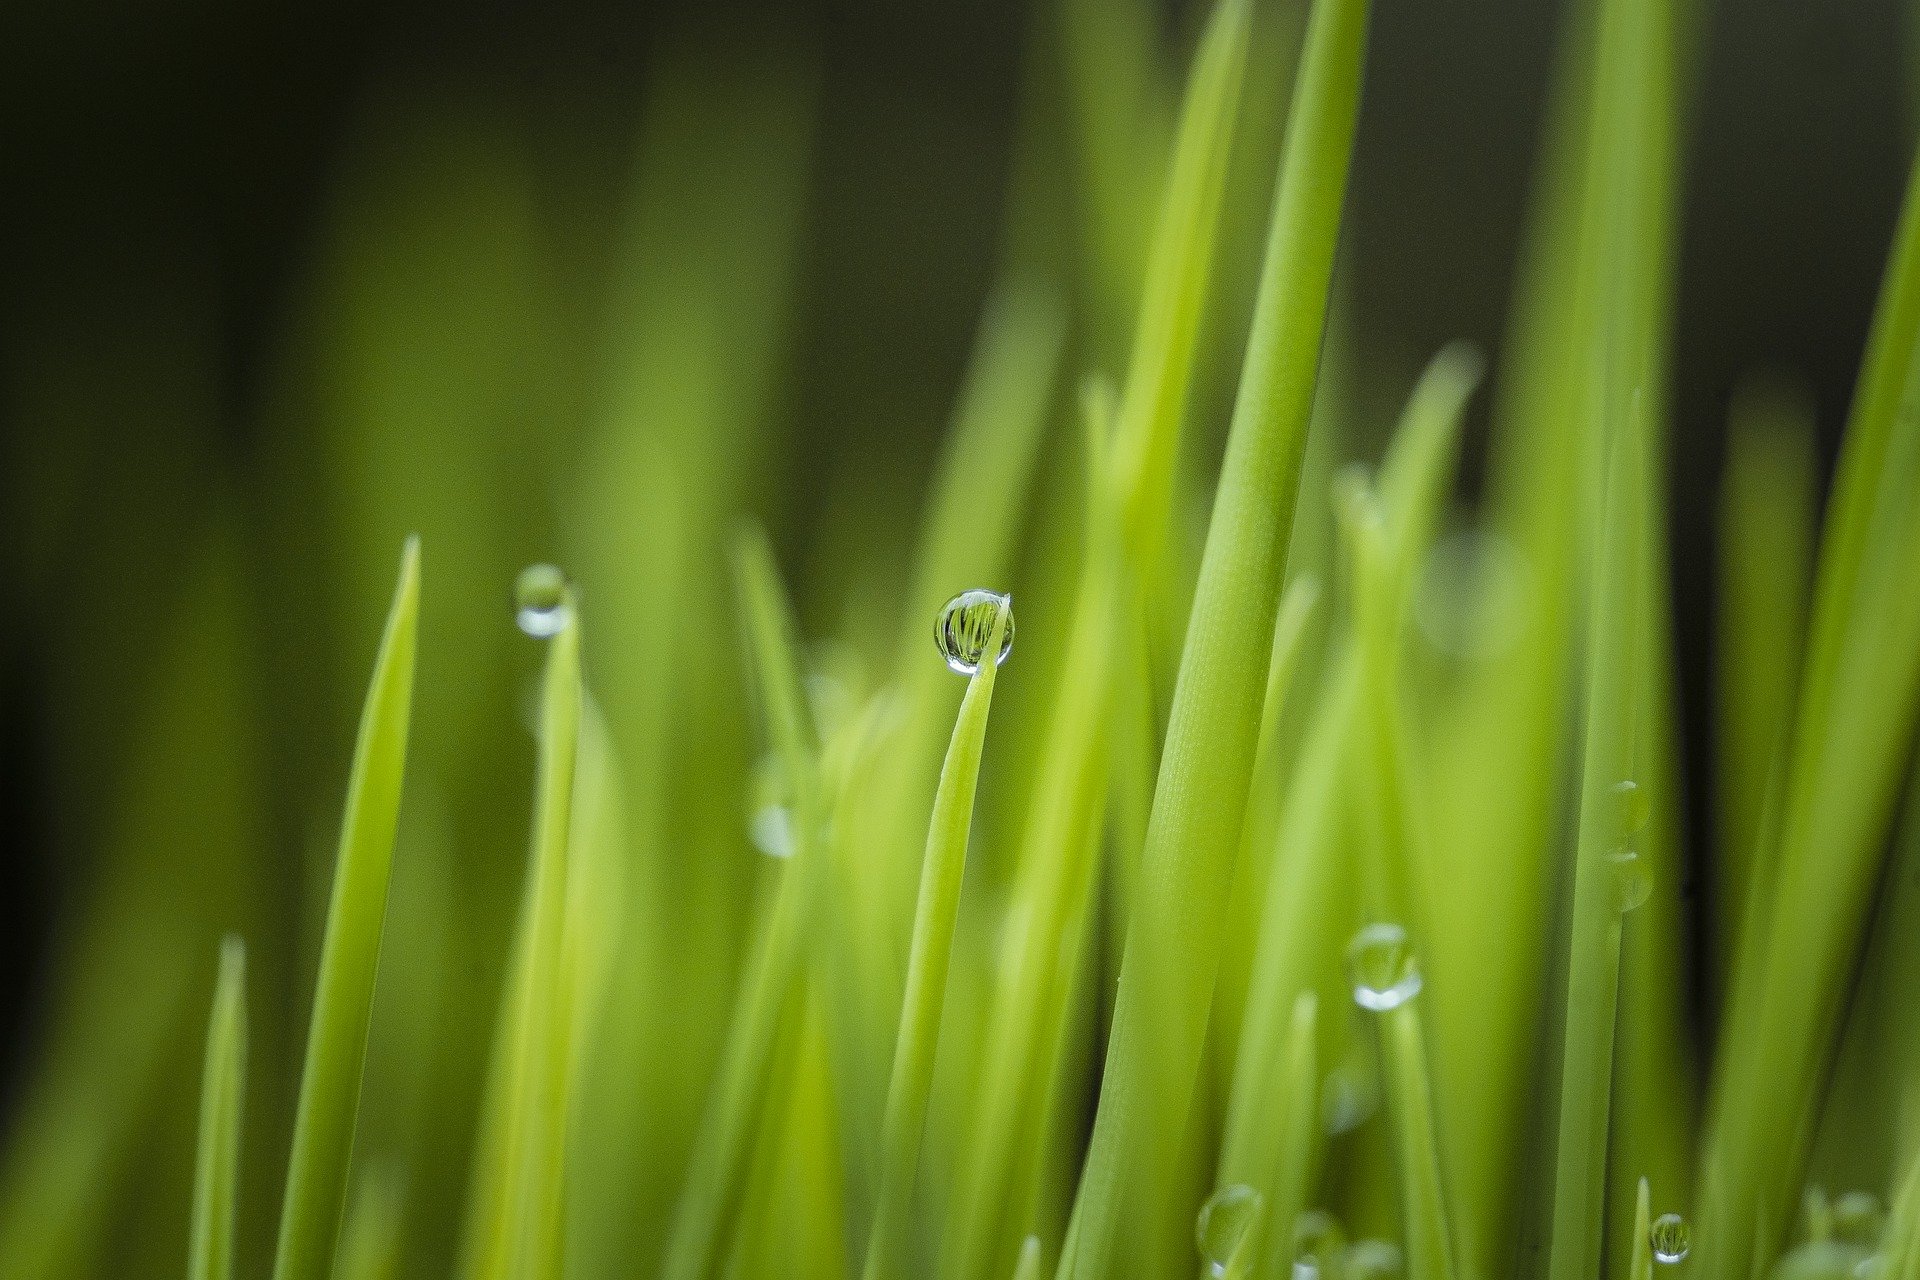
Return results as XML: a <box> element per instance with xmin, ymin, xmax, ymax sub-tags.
<box><xmin>1013</xmin><ymin>1236</ymin><xmax>1044</xmax><ymax>1280</ymax></box>
<box><xmin>662</xmin><ymin>534</ymin><xmax>834</xmax><ymax>1280</ymax></box>
<box><xmin>272</xmin><ymin>538</ymin><xmax>420</xmax><ymax>1280</ymax></box>
<box><xmin>862</xmin><ymin>599</ymin><xmax>1011</xmax><ymax>1280</ymax></box>
<box><xmin>1546</xmin><ymin>414</ymin><xmax>1649</xmax><ymax>1280</ymax></box>
<box><xmin>1062</xmin><ymin>0</ymin><xmax>1371</xmax><ymax>1271</ymax></box>
<box><xmin>1702</xmin><ymin>144</ymin><xmax>1920</xmax><ymax>1278</ymax></box>
<box><xmin>1631</xmin><ymin>1179</ymin><xmax>1653</xmax><ymax>1280</ymax></box>
<box><xmin>1712</xmin><ymin>374</ymin><xmax>1815</xmax><ymax>998</ymax></box>
<box><xmin>188</xmin><ymin>937</ymin><xmax>248</xmax><ymax>1280</ymax></box>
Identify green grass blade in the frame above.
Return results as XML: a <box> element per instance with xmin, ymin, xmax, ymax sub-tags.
<box><xmin>1546</xmin><ymin>417</ymin><xmax>1648</xmax><ymax>1280</ymax></box>
<box><xmin>491</xmin><ymin>599</ymin><xmax>584</xmax><ymax>1280</ymax></box>
<box><xmin>1631</xmin><ymin>1179</ymin><xmax>1653</xmax><ymax>1280</ymax></box>
<box><xmin>188</xmin><ymin>937</ymin><xmax>248</xmax><ymax>1280</ymax></box>
<box><xmin>1252</xmin><ymin>992</ymin><xmax>1320</xmax><ymax>1280</ymax></box>
<box><xmin>1371</xmin><ymin>977</ymin><xmax>1458</xmax><ymax>1280</ymax></box>
<box><xmin>862</xmin><ymin>601</ymin><xmax>1011</xmax><ymax>1280</ymax></box>
<box><xmin>1061</xmin><ymin>0</ymin><xmax>1370</xmax><ymax>1270</ymax></box>
<box><xmin>1713</xmin><ymin>375</ymin><xmax>1816</xmax><ymax>992</ymax></box>
<box><xmin>272</xmin><ymin>538</ymin><xmax>421</xmax><ymax>1280</ymax></box>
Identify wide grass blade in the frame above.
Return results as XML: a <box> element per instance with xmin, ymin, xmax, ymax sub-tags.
<box><xmin>862</xmin><ymin>601</ymin><xmax>1011</xmax><ymax>1280</ymax></box>
<box><xmin>272</xmin><ymin>538</ymin><xmax>421</xmax><ymax>1280</ymax></box>
<box><xmin>188</xmin><ymin>937</ymin><xmax>248</xmax><ymax>1280</ymax></box>
<box><xmin>1061</xmin><ymin>0</ymin><xmax>1371</xmax><ymax>1270</ymax></box>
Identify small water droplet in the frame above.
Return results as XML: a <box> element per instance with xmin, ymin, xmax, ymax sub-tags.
<box><xmin>1609</xmin><ymin>847</ymin><xmax>1652</xmax><ymax>914</ymax></box>
<box><xmin>1345</xmin><ymin>1240</ymin><xmax>1404</xmax><ymax>1280</ymax></box>
<box><xmin>1195</xmin><ymin>1184</ymin><xmax>1263</xmax><ymax>1279</ymax></box>
<box><xmin>935</xmin><ymin>590</ymin><xmax>1014</xmax><ymax>675</ymax></box>
<box><xmin>1292</xmin><ymin>1210</ymin><xmax>1347</xmax><ymax>1280</ymax></box>
<box><xmin>1833</xmin><ymin>1192</ymin><xmax>1884</xmax><ymax>1248</ymax></box>
<box><xmin>515</xmin><ymin>563</ymin><xmax>573</xmax><ymax>637</ymax></box>
<box><xmin>747</xmin><ymin>754</ymin><xmax>795</xmax><ymax>858</ymax></box>
<box><xmin>1348</xmin><ymin>923</ymin><xmax>1423</xmax><ymax>1011</ymax></box>
<box><xmin>1612</xmin><ymin>777</ymin><xmax>1650</xmax><ymax>837</ymax></box>
<box><xmin>1651</xmin><ymin>1213</ymin><xmax>1690</xmax><ymax>1265</ymax></box>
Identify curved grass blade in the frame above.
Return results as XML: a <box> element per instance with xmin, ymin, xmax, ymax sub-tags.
<box><xmin>862</xmin><ymin>601</ymin><xmax>1011</xmax><ymax>1280</ymax></box>
<box><xmin>1061</xmin><ymin>0</ymin><xmax>1371</xmax><ymax>1270</ymax></box>
<box><xmin>272</xmin><ymin>538</ymin><xmax>421</xmax><ymax>1280</ymax></box>
<box><xmin>188</xmin><ymin>937</ymin><xmax>248</xmax><ymax>1280</ymax></box>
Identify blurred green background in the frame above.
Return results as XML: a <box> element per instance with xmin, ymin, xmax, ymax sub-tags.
<box><xmin>0</xmin><ymin>0</ymin><xmax>1910</xmax><ymax>1274</ymax></box>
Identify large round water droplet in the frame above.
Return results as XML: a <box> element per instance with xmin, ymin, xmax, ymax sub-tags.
<box><xmin>1348</xmin><ymin>923</ymin><xmax>1422</xmax><ymax>1011</ymax></box>
<box><xmin>1651</xmin><ymin>1213</ymin><xmax>1690</xmax><ymax>1265</ymax></box>
<box><xmin>1834</xmin><ymin>1192</ymin><xmax>1885</xmax><ymax>1248</ymax></box>
<box><xmin>515</xmin><ymin>564</ymin><xmax>573</xmax><ymax>637</ymax></box>
<box><xmin>1609</xmin><ymin>848</ymin><xmax>1652</xmax><ymax>914</ymax></box>
<box><xmin>935</xmin><ymin>590</ymin><xmax>1014</xmax><ymax>675</ymax></box>
<box><xmin>1195</xmin><ymin>1184</ymin><xmax>1263</xmax><ymax>1279</ymax></box>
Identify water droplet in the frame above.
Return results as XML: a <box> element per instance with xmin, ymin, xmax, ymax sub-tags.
<box><xmin>1348</xmin><ymin>923</ymin><xmax>1422</xmax><ymax>1011</ymax></box>
<box><xmin>1292</xmin><ymin>1210</ymin><xmax>1347</xmax><ymax>1280</ymax></box>
<box><xmin>1833</xmin><ymin>1192</ymin><xmax>1884</xmax><ymax>1248</ymax></box>
<box><xmin>935</xmin><ymin>590</ymin><xmax>1014</xmax><ymax>675</ymax></box>
<box><xmin>1195</xmin><ymin>1184</ymin><xmax>1263</xmax><ymax>1279</ymax></box>
<box><xmin>747</xmin><ymin>754</ymin><xmax>794</xmax><ymax>858</ymax></box>
<box><xmin>1609</xmin><ymin>848</ymin><xmax>1652</xmax><ymax>914</ymax></box>
<box><xmin>1345</xmin><ymin>1240</ymin><xmax>1404</xmax><ymax>1280</ymax></box>
<box><xmin>1651</xmin><ymin>1213</ymin><xmax>1690</xmax><ymax>1265</ymax></box>
<box><xmin>1321</xmin><ymin>1058</ymin><xmax>1379</xmax><ymax>1135</ymax></box>
<box><xmin>1610</xmin><ymin>778</ymin><xmax>1651</xmax><ymax>846</ymax></box>
<box><xmin>515</xmin><ymin>563</ymin><xmax>573</xmax><ymax>637</ymax></box>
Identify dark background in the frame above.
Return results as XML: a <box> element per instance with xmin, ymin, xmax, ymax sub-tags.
<box><xmin>0</xmin><ymin>0</ymin><xmax>1910</xmax><ymax>1083</ymax></box>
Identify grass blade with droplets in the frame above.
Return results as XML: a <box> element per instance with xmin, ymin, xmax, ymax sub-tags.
<box><xmin>272</xmin><ymin>538</ymin><xmax>420</xmax><ymax>1280</ymax></box>
<box><xmin>862</xmin><ymin>600</ymin><xmax>1010</xmax><ymax>1280</ymax></box>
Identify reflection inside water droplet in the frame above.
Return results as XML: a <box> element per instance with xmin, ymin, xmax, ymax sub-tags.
<box><xmin>935</xmin><ymin>590</ymin><xmax>1014</xmax><ymax>675</ymax></box>
<box><xmin>1292</xmin><ymin>1210</ymin><xmax>1346</xmax><ymax>1280</ymax></box>
<box><xmin>1651</xmin><ymin>1213</ymin><xmax>1690</xmax><ymax>1264</ymax></box>
<box><xmin>1608</xmin><ymin>847</ymin><xmax>1651</xmax><ymax>914</ymax></box>
<box><xmin>1345</xmin><ymin>1240</ymin><xmax>1404</xmax><ymax>1280</ymax></box>
<box><xmin>1195</xmin><ymin>1184</ymin><xmax>1263</xmax><ymax>1279</ymax></box>
<box><xmin>1348</xmin><ymin>923</ymin><xmax>1422</xmax><ymax>1011</ymax></box>
<box><xmin>514</xmin><ymin>563</ymin><xmax>573</xmax><ymax>637</ymax></box>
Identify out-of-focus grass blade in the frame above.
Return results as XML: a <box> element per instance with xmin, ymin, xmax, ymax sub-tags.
<box><xmin>1713</xmin><ymin>374</ymin><xmax>1816</xmax><ymax>990</ymax></box>
<box><xmin>862</xmin><ymin>602</ymin><xmax>1010</xmax><ymax>1280</ymax></box>
<box><xmin>1250</xmin><ymin>992</ymin><xmax>1319</xmax><ymax>1280</ymax></box>
<box><xmin>333</xmin><ymin>1170</ymin><xmax>404</xmax><ymax>1280</ymax></box>
<box><xmin>661</xmin><ymin>532</ymin><xmax>834</xmax><ymax>1280</ymax></box>
<box><xmin>188</xmin><ymin>937</ymin><xmax>248</xmax><ymax>1280</ymax></box>
<box><xmin>1630</xmin><ymin>1179</ymin><xmax>1653</xmax><ymax>1280</ymax></box>
<box><xmin>1061</xmin><ymin>0</ymin><xmax>1370</xmax><ymax>1269</ymax></box>
<box><xmin>272</xmin><ymin>539</ymin><xmax>421</xmax><ymax>1280</ymax></box>
<box><xmin>1700</xmin><ymin>138</ymin><xmax>1920</xmax><ymax>1280</ymax></box>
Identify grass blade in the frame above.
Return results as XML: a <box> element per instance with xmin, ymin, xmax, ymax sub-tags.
<box><xmin>187</xmin><ymin>937</ymin><xmax>248</xmax><ymax>1280</ymax></box>
<box><xmin>1061</xmin><ymin>0</ymin><xmax>1370</xmax><ymax>1269</ymax></box>
<box><xmin>862</xmin><ymin>600</ymin><xmax>1011</xmax><ymax>1280</ymax></box>
<box><xmin>272</xmin><ymin>538</ymin><xmax>420</xmax><ymax>1280</ymax></box>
